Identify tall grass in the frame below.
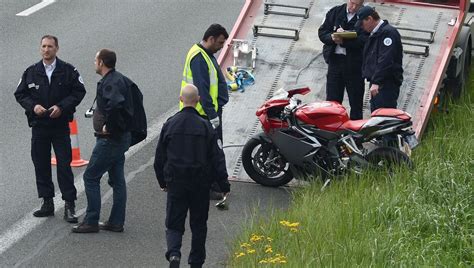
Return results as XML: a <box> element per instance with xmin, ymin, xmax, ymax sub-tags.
<box><xmin>229</xmin><ymin>77</ymin><xmax>474</xmax><ymax>267</ymax></box>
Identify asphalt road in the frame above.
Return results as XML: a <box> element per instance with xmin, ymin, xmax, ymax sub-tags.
<box><xmin>0</xmin><ymin>0</ymin><xmax>293</xmax><ymax>266</ymax></box>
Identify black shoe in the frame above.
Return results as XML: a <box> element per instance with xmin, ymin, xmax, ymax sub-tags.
<box><xmin>169</xmin><ymin>255</ymin><xmax>180</xmax><ymax>268</ymax></box>
<box><xmin>71</xmin><ymin>222</ymin><xmax>99</xmax><ymax>233</ymax></box>
<box><xmin>33</xmin><ymin>198</ymin><xmax>54</xmax><ymax>217</ymax></box>
<box><xmin>64</xmin><ymin>201</ymin><xmax>78</xmax><ymax>223</ymax></box>
<box><xmin>99</xmin><ymin>221</ymin><xmax>124</xmax><ymax>232</ymax></box>
<box><xmin>209</xmin><ymin>190</ymin><xmax>223</xmax><ymax>200</ymax></box>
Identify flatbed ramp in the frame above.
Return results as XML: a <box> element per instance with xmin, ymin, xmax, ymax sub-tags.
<box><xmin>222</xmin><ymin>0</ymin><xmax>460</xmax><ymax>183</ymax></box>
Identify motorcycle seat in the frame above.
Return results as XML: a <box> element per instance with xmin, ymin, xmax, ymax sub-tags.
<box><xmin>341</xmin><ymin>119</ymin><xmax>367</xmax><ymax>131</ymax></box>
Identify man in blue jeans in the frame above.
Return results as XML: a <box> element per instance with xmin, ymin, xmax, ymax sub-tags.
<box><xmin>72</xmin><ymin>49</ymin><xmax>134</xmax><ymax>233</ymax></box>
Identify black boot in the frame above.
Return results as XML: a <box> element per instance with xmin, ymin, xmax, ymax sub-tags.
<box><xmin>33</xmin><ymin>198</ymin><xmax>54</xmax><ymax>217</ymax></box>
<box><xmin>64</xmin><ymin>201</ymin><xmax>78</xmax><ymax>223</ymax></box>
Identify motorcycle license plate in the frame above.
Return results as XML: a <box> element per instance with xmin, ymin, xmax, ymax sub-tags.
<box><xmin>403</xmin><ymin>134</ymin><xmax>419</xmax><ymax>149</ymax></box>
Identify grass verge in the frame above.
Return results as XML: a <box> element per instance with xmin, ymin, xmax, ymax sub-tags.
<box><xmin>229</xmin><ymin>76</ymin><xmax>474</xmax><ymax>267</ymax></box>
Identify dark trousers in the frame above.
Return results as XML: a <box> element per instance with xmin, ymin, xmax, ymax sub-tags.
<box><xmin>211</xmin><ymin>108</ymin><xmax>224</xmax><ymax>193</ymax></box>
<box><xmin>83</xmin><ymin>132</ymin><xmax>131</xmax><ymax>225</ymax></box>
<box><xmin>165</xmin><ymin>181</ymin><xmax>210</xmax><ymax>266</ymax></box>
<box><xmin>369</xmin><ymin>81</ymin><xmax>400</xmax><ymax>112</ymax></box>
<box><xmin>326</xmin><ymin>54</ymin><xmax>365</xmax><ymax>120</ymax></box>
<box><xmin>31</xmin><ymin>125</ymin><xmax>76</xmax><ymax>201</ymax></box>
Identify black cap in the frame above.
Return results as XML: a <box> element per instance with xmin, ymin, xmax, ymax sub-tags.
<box><xmin>355</xmin><ymin>6</ymin><xmax>375</xmax><ymax>28</ymax></box>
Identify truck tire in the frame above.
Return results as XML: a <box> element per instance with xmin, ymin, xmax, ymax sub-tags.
<box><xmin>451</xmin><ymin>27</ymin><xmax>472</xmax><ymax>99</ymax></box>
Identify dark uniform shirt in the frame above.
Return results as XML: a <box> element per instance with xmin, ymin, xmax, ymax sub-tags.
<box><xmin>94</xmin><ymin>69</ymin><xmax>134</xmax><ymax>135</ymax></box>
<box><xmin>154</xmin><ymin>107</ymin><xmax>230</xmax><ymax>192</ymax></box>
<box><xmin>318</xmin><ymin>3</ymin><xmax>368</xmax><ymax>65</ymax></box>
<box><xmin>189</xmin><ymin>44</ymin><xmax>228</xmax><ymax>119</ymax></box>
<box><xmin>362</xmin><ymin>20</ymin><xmax>403</xmax><ymax>86</ymax></box>
<box><xmin>14</xmin><ymin>58</ymin><xmax>86</xmax><ymax>127</ymax></box>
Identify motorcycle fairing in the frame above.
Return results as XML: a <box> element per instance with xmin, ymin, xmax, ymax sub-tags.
<box><xmin>269</xmin><ymin>129</ymin><xmax>321</xmax><ymax>166</ymax></box>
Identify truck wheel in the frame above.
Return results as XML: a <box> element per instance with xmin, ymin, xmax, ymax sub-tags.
<box><xmin>452</xmin><ymin>32</ymin><xmax>471</xmax><ymax>99</ymax></box>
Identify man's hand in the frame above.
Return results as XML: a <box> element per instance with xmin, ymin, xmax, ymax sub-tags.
<box><xmin>102</xmin><ymin>124</ymin><xmax>109</xmax><ymax>134</ymax></box>
<box><xmin>331</xmin><ymin>27</ymin><xmax>344</xmax><ymax>45</ymax></box>
<box><xmin>33</xmin><ymin>104</ymin><xmax>47</xmax><ymax>116</ymax></box>
<box><xmin>161</xmin><ymin>187</ymin><xmax>167</xmax><ymax>192</ymax></box>
<box><xmin>370</xmin><ymin>84</ymin><xmax>380</xmax><ymax>97</ymax></box>
<box><xmin>210</xmin><ymin>117</ymin><xmax>220</xmax><ymax>129</ymax></box>
<box><xmin>48</xmin><ymin>105</ymin><xmax>62</xmax><ymax>118</ymax></box>
<box><xmin>331</xmin><ymin>34</ymin><xmax>343</xmax><ymax>45</ymax></box>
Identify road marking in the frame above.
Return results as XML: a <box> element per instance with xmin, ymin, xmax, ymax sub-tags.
<box><xmin>0</xmin><ymin>108</ymin><xmax>177</xmax><ymax>256</ymax></box>
<box><xmin>16</xmin><ymin>0</ymin><xmax>56</xmax><ymax>17</ymax></box>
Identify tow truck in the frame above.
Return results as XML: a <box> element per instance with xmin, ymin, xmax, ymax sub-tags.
<box><xmin>217</xmin><ymin>0</ymin><xmax>473</xmax><ymax>182</ymax></box>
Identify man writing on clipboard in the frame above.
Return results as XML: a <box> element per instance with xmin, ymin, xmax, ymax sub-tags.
<box><xmin>318</xmin><ymin>0</ymin><xmax>368</xmax><ymax>120</ymax></box>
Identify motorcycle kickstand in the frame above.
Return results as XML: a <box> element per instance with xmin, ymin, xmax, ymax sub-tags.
<box><xmin>320</xmin><ymin>179</ymin><xmax>331</xmax><ymax>192</ymax></box>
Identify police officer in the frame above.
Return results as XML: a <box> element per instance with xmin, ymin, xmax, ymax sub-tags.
<box><xmin>180</xmin><ymin>23</ymin><xmax>230</xmax><ymax>200</ymax></box>
<box><xmin>155</xmin><ymin>84</ymin><xmax>230</xmax><ymax>268</ymax></box>
<box><xmin>356</xmin><ymin>6</ymin><xmax>404</xmax><ymax>111</ymax></box>
<box><xmin>14</xmin><ymin>35</ymin><xmax>86</xmax><ymax>223</ymax></box>
<box><xmin>318</xmin><ymin>0</ymin><xmax>368</xmax><ymax>120</ymax></box>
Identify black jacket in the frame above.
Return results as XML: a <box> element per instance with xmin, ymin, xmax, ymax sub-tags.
<box><xmin>154</xmin><ymin>107</ymin><xmax>230</xmax><ymax>192</ymax></box>
<box><xmin>318</xmin><ymin>4</ymin><xmax>368</xmax><ymax>64</ymax></box>
<box><xmin>14</xmin><ymin>58</ymin><xmax>86</xmax><ymax>127</ymax></box>
<box><xmin>362</xmin><ymin>20</ymin><xmax>404</xmax><ymax>86</ymax></box>
<box><xmin>95</xmin><ymin>69</ymin><xmax>134</xmax><ymax>135</ymax></box>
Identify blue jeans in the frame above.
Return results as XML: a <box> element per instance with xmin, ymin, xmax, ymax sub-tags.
<box><xmin>83</xmin><ymin>132</ymin><xmax>131</xmax><ymax>225</ymax></box>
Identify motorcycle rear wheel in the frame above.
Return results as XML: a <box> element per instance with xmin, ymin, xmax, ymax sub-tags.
<box><xmin>366</xmin><ymin>146</ymin><xmax>413</xmax><ymax>170</ymax></box>
<box><xmin>241</xmin><ymin>137</ymin><xmax>294</xmax><ymax>187</ymax></box>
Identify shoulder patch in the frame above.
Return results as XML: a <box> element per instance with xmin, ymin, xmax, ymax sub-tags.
<box><xmin>383</xmin><ymin>37</ymin><xmax>392</xmax><ymax>46</ymax></box>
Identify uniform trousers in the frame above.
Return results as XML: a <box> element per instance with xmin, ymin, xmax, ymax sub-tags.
<box><xmin>31</xmin><ymin>125</ymin><xmax>76</xmax><ymax>201</ymax></box>
<box><xmin>165</xmin><ymin>180</ymin><xmax>210</xmax><ymax>267</ymax></box>
<box><xmin>369</xmin><ymin>80</ymin><xmax>400</xmax><ymax>112</ymax></box>
<box><xmin>326</xmin><ymin>54</ymin><xmax>365</xmax><ymax>120</ymax></box>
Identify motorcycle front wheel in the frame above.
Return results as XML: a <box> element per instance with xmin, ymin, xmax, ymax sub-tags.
<box><xmin>366</xmin><ymin>146</ymin><xmax>413</xmax><ymax>170</ymax></box>
<box><xmin>241</xmin><ymin>137</ymin><xmax>294</xmax><ymax>187</ymax></box>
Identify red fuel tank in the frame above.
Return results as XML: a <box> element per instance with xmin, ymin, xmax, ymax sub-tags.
<box><xmin>294</xmin><ymin>101</ymin><xmax>349</xmax><ymax>131</ymax></box>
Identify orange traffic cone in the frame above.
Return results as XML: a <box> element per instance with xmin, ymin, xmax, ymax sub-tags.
<box><xmin>51</xmin><ymin>117</ymin><xmax>89</xmax><ymax>167</ymax></box>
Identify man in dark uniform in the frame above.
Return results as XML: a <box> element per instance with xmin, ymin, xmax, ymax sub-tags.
<box><xmin>72</xmin><ymin>49</ymin><xmax>134</xmax><ymax>233</ymax></box>
<box><xmin>155</xmin><ymin>84</ymin><xmax>231</xmax><ymax>268</ymax></box>
<box><xmin>180</xmin><ymin>24</ymin><xmax>230</xmax><ymax>200</ymax></box>
<box><xmin>14</xmin><ymin>35</ymin><xmax>86</xmax><ymax>223</ymax></box>
<box><xmin>318</xmin><ymin>0</ymin><xmax>368</xmax><ymax>120</ymax></box>
<box><xmin>356</xmin><ymin>6</ymin><xmax>404</xmax><ymax>111</ymax></box>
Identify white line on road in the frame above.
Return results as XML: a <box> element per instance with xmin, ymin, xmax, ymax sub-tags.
<box><xmin>0</xmin><ymin>108</ymin><xmax>178</xmax><ymax>256</ymax></box>
<box><xmin>16</xmin><ymin>0</ymin><xmax>56</xmax><ymax>17</ymax></box>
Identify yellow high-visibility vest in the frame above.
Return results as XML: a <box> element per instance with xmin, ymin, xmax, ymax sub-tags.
<box><xmin>180</xmin><ymin>44</ymin><xmax>218</xmax><ymax>116</ymax></box>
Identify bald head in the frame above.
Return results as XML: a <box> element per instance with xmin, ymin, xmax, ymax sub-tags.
<box><xmin>180</xmin><ymin>84</ymin><xmax>200</xmax><ymax>107</ymax></box>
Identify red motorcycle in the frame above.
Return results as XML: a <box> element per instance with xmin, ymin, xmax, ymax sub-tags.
<box><xmin>241</xmin><ymin>87</ymin><xmax>418</xmax><ymax>187</ymax></box>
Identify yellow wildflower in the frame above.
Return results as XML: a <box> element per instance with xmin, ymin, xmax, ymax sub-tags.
<box><xmin>265</xmin><ymin>247</ymin><xmax>273</xmax><ymax>253</ymax></box>
<box><xmin>250</xmin><ymin>234</ymin><xmax>264</xmax><ymax>242</ymax></box>
<box><xmin>290</xmin><ymin>228</ymin><xmax>298</xmax><ymax>232</ymax></box>
<box><xmin>266</xmin><ymin>237</ymin><xmax>273</xmax><ymax>242</ymax></box>
<box><xmin>259</xmin><ymin>259</ymin><xmax>269</xmax><ymax>264</ymax></box>
<box><xmin>240</xmin><ymin>242</ymin><xmax>251</xmax><ymax>248</ymax></box>
<box><xmin>234</xmin><ymin>252</ymin><xmax>245</xmax><ymax>258</ymax></box>
<box><xmin>287</xmin><ymin>222</ymin><xmax>300</xmax><ymax>228</ymax></box>
<box><xmin>247</xmin><ymin>249</ymin><xmax>256</xmax><ymax>254</ymax></box>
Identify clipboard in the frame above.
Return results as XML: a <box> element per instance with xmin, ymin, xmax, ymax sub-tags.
<box><xmin>332</xmin><ymin>31</ymin><xmax>357</xmax><ymax>39</ymax></box>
